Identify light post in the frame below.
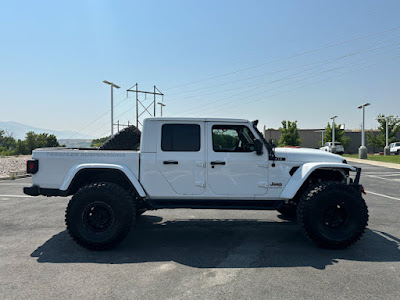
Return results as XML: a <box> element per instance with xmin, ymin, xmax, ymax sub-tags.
<box><xmin>357</xmin><ymin>102</ymin><xmax>370</xmax><ymax>159</ymax></box>
<box><xmin>157</xmin><ymin>102</ymin><xmax>166</xmax><ymax>117</ymax></box>
<box><xmin>376</xmin><ymin>115</ymin><xmax>394</xmax><ymax>156</ymax></box>
<box><xmin>330</xmin><ymin>116</ymin><xmax>337</xmax><ymax>153</ymax></box>
<box><xmin>103</xmin><ymin>80</ymin><xmax>120</xmax><ymax>136</ymax></box>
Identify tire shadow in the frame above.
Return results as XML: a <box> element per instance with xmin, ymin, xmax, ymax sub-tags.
<box><xmin>31</xmin><ymin>214</ymin><xmax>400</xmax><ymax>270</ymax></box>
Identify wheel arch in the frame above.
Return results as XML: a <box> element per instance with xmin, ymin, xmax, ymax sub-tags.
<box><xmin>60</xmin><ymin>163</ymin><xmax>146</xmax><ymax>197</ymax></box>
<box><xmin>280</xmin><ymin>162</ymin><xmax>355</xmax><ymax>200</ymax></box>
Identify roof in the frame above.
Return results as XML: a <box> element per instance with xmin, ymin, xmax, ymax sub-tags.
<box><xmin>147</xmin><ymin>117</ymin><xmax>249</xmax><ymax>123</ymax></box>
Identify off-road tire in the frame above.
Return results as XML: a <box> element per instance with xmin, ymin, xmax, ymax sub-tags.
<box><xmin>65</xmin><ymin>182</ymin><xmax>136</xmax><ymax>250</ymax></box>
<box><xmin>99</xmin><ymin>126</ymin><xmax>141</xmax><ymax>150</ymax></box>
<box><xmin>297</xmin><ymin>181</ymin><xmax>368</xmax><ymax>249</ymax></box>
<box><xmin>277</xmin><ymin>203</ymin><xmax>297</xmax><ymax>219</ymax></box>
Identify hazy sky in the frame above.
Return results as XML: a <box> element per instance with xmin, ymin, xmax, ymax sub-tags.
<box><xmin>1</xmin><ymin>0</ymin><xmax>399</xmax><ymax>138</ymax></box>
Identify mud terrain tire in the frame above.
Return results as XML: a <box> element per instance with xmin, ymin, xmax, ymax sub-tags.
<box><xmin>66</xmin><ymin>182</ymin><xmax>135</xmax><ymax>250</ymax></box>
<box><xmin>99</xmin><ymin>126</ymin><xmax>141</xmax><ymax>150</ymax></box>
<box><xmin>297</xmin><ymin>181</ymin><xmax>368</xmax><ymax>249</ymax></box>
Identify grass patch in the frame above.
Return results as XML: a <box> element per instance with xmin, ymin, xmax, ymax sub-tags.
<box><xmin>344</xmin><ymin>154</ymin><xmax>400</xmax><ymax>164</ymax></box>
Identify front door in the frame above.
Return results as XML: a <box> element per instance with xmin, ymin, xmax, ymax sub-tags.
<box><xmin>156</xmin><ymin>122</ymin><xmax>206</xmax><ymax>195</ymax></box>
<box><xmin>207</xmin><ymin>123</ymin><xmax>268</xmax><ymax>196</ymax></box>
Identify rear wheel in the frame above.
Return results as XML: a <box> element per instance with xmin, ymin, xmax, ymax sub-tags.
<box><xmin>65</xmin><ymin>182</ymin><xmax>135</xmax><ymax>250</ymax></box>
<box><xmin>297</xmin><ymin>181</ymin><xmax>368</xmax><ymax>249</ymax></box>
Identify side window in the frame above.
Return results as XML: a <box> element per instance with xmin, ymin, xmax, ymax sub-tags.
<box><xmin>161</xmin><ymin>124</ymin><xmax>200</xmax><ymax>152</ymax></box>
<box><xmin>212</xmin><ymin>125</ymin><xmax>255</xmax><ymax>152</ymax></box>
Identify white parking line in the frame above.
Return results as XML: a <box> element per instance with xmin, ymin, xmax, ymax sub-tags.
<box><xmin>0</xmin><ymin>195</ymin><xmax>33</xmax><ymax>198</ymax></box>
<box><xmin>366</xmin><ymin>191</ymin><xmax>400</xmax><ymax>201</ymax></box>
<box><xmin>365</xmin><ymin>175</ymin><xmax>400</xmax><ymax>182</ymax></box>
<box><xmin>363</xmin><ymin>173</ymin><xmax>400</xmax><ymax>177</ymax></box>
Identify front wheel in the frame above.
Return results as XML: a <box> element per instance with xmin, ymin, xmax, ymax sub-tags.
<box><xmin>297</xmin><ymin>181</ymin><xmax>368</xmax><ymax>249</ymax></box>
<box><xmin>65</xmin><ymin>182</ymin><xmax>135</xmax><ymax>250</ymax></box>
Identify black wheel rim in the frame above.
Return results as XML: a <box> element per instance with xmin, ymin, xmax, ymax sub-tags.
<box><xmin>82</xmin><ymin>202</ymin><xmax>114</xmax><ymax>233</ymax></box>
<box><xmin>323</xmin><ymin>203</ymin><xmax>348</xmax><ymax>229</ymax></box>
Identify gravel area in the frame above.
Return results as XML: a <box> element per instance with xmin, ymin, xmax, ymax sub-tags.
<box><xmin>0</xmin><ymin>155</ymin><xmax>31</xmax><ymax>178</ymax></box>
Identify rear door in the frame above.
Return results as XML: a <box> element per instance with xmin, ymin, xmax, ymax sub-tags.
<box><xmin>156</xmin><ymin>122</ymin><xmax>206</xmax><ymax>195</ymax></box>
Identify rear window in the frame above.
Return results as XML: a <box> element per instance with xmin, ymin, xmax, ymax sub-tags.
<box><xmin>335</xmin><ymin>142</ymin><xmax>342</xmax><ymax>146</ymax></box>
<box><xmin>161</xmin><ymin>124</ymin><xmax>200</xmax><ymax>152</ymax></box>
<box><xmin>396</xmin><ymin>143</ymin><xmax>400</xmax><ymax>147</ymax></box>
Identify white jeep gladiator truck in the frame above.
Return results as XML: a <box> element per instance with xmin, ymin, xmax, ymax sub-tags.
<box><xmin>24</xmin><ymin>118</ymin><xmax>368</xmax><ymax>250</ymax></box>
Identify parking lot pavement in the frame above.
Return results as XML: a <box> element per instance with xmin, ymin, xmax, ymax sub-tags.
<box><xmin>1</xmin><ymin>167</ymin><xmax>400</xmax><ymax>300</ymax></box>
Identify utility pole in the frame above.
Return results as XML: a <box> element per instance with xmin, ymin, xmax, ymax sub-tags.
<box><xmin>358</xmin><ymin>102</ymin><xmax>370</xmax><ymax>159</ymax></box>
<box><xmin>330</xmin><ymin>116</ymin><xmax>337</xmax><ymax>153</ymax></box>
<box><xmin>157</xmin><ymin>102</ymin><xmax>166</xmax><ymax>117</ymax></box>
<box><xmin>126</xmin><ymin>83</ymin><xmax>164</xmax><ymax>128</ymax></box>
<box><xmin>103</xmin><ymin>80</ymin><xmax>120</xmax><ymax>136</ymax></box>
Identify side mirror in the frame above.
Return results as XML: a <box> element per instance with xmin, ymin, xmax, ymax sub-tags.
<box><xmin>254</xmin><ymin>139</ymin><xmax>263</xmax><ymax>155</ymax></box>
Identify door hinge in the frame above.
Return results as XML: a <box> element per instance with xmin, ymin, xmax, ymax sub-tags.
<box><xmin>196</xmin><ymin>161</ymin><xmax>206</xmax><ymax>168</ymax></box>
<box><xmin>195</xmin><ymin>180</ymin><xmax>206</xmax><ymax>187</ymax></box>
<box><xmin>257</xmin><ymin>182</ymin><xmax>268</xmax><ymax>188</ymax></box>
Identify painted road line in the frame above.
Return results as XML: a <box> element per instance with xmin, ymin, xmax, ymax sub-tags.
<box><xmin>0</xmin><ymin>182</ymin><xmax>30</xmax><ymax>186</ymax></box>
<box><xmin>366</xmin><ymin>191</ymin><xmax>400</xmax><ymax>201</ymax></box>
<box><xmin>365</xmin><ymin>175</ymin><xmax>400</xmax><ymax>182</ymax></box>
<box><xmin>363</xmin><ymin>173</ymin><xmax>400</xmax><ymax>177</ymax></box>
<box><xmin>0</xmin><ymin>195</ymin><xmax>33</xmax><ymax>198</ymax></box>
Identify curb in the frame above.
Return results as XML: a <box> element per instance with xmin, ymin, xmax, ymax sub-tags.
<box><xmin>345</xmin><ymin>157</ymin><xmax>400</xmax><ymax>170</ymax></box>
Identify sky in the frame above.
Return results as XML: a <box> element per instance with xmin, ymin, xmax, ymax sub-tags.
<box><xmin>1</xmin><ymin>0</ymin><xmax>399</xmax><ymax>138</ymax></box>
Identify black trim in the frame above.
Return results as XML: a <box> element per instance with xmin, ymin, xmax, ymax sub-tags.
<box><xmin>23</xmin><ymin>186</ymin><xmax>69</xmax><ymax>197</ymax></box>
<box><xmin>145</xmin><ymin>199</ymin><xmax>284</xmax><ymax>210</ymax></box>
<box><xmin>289</xmin><ymin>166</ymin><xmax>300</xmax><ymax>176</ymax></box>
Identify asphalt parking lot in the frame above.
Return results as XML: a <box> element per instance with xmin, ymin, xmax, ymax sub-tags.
<box><xmin>1</xmin><ymin>162</ymin><xmax>400</xmax><ymax>300</ymax></box>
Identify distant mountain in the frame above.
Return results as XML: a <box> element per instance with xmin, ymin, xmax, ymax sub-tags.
<box><xmin>0</xmin><ymin>121</ymin><xmax>95</xmax><ymax>140</ymax></box>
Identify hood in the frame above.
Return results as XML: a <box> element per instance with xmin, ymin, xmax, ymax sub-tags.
<box><xmin>274</xmin><ymin>147</ymin><xmax>345</xmax><ymax>164</ymax></box>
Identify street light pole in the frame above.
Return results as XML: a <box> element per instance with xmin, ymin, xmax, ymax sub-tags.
<box><xmin>157</xmin><ymin>102</ymin><xmax>166</xmax><ymax>117</ymax></box>
<box><xmin>376</xmin><ymin>115</ymin><xmax>392</xmax><ymax>156</ymax></box>
<box><xmin>103</xmin><ymin>80</ymin><xmax>120</xmax><ymax>136</ymax></box>
<box><xmin>330</xmin><ymin>116</ymin><xmax>337</xmax><ymax>153</ymax></box>
<box><xmin>357</xmin><ymin>102</ymin><xmax>370</xmax><ymax>159</ymax></box>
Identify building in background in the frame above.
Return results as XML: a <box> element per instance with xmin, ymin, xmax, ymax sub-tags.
<box><xmin>263</xmin><ymin>128</ymin><xmax>400</xmax><ymax>154</ymax></box>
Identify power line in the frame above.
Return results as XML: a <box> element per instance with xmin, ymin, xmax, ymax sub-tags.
<box><xmin>172</xmin><ymin>42</ymin><xmax>400</xmax><ymax>116</ymax></box>
<box><xmin>163</xmin><ymin>25</ymin><xmax>400</xmax><ymax>91</ymax></box>
<box><xmin>166</xmin><ymin>35</ymin><xmax>400</xmax><ymax>100</ymax></box>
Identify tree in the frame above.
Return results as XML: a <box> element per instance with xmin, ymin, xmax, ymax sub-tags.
<box><xmin>323</xmin><ymin>123</ymin><xmax>350</xmax><ymax>149</ymax></box>
<box><xmin>91</xmin><ymin>136</ymin><xmax>111</xmax><ymax>147</ymax></box>
<box><xmin>367</xmin><ymin>114</ymin><xmax>400</xmax><ymax>148</ymax></box>
<box><xmin>278</xmin><ymin>120</ymin><xmax>301</xmax><ymax>147</ymax></box>
<box><xmin>0</xmin><ymin>130</ymin><xmax>17</xmax><ymax>155</ymax></box>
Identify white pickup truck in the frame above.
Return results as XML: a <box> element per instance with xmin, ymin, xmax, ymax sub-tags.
<box><xmin>389</xmin><ymin>142</ymin><xmax>400</xmax><ymax>155</ymax></box>
<box><xmin>24</xmin><ymin>118</ymin><xmax>368</xmax><ymax>250</ymax></box>
<box><xmin>320</xmin><ymin>142</ymin><xmax>345</xmax><ymax>155</ymax></box>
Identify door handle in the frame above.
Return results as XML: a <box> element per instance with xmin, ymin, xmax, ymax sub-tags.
<box><xmin>210</xmin><ymin>161</ymin><xmax>226</xmax><ymax>165</ymax></box>
<box><xmin>163</xmin><ymin>160</ymin><xmax>179</xmax><ymax>165</ymax></box>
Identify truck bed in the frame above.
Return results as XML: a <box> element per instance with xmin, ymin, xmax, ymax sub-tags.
<box><xmin>31</xmin><ymin>148</ymin><xmax>140</xmax><ymax>190</ymax></box>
